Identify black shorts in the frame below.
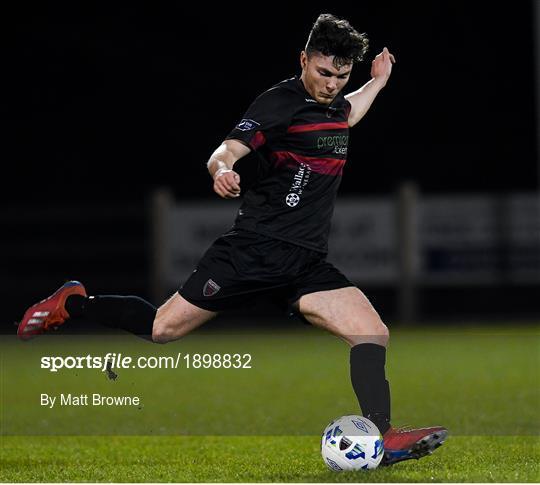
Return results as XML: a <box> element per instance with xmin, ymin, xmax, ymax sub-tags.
<box><xmin>178</xmin><ymin>230</ymin><xmax>354</xmax><ymax>312</ymax></box>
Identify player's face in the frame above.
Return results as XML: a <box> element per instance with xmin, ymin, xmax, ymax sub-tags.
<box><xmin>300</xmin><ymin>51</ymin><xmax>352</xmax><ymax>105</ymax></box>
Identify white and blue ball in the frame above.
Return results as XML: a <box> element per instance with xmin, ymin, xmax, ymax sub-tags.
<box><xmin>321</xmin><ymin>415</ymin><xmax>384</xmax><ymax>471</ymax></box>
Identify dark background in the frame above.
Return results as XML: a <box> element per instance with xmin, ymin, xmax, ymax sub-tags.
<box><xmin>3</xmin><ymin>2</ymin><xmax>538</xmax><ymax>326</ymax></box>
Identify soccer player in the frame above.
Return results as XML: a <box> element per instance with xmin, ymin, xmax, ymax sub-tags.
<box><xmin>18</xmin><ymin>14</ymin><xmax>447</xmax><ymax>465</ymax></box>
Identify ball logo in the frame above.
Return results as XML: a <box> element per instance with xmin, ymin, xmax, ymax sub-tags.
<box><xmin>352</xmin><ymin>419</ymin><xmax>370</xmax><ymax>433</ymax></box>
<box><xmin>285</xmin><ymin>193</ymin><xmax>300</xmax><ymax>207</ymax></box>
<box><xmin>325</xmin><ymin>458</ymin><xmax>343</xmax><ymax>471</ymax></box>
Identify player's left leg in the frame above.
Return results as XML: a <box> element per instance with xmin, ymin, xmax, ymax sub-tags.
<box><xmin>297</xmin><ymin>286</ymin><xmax>391</xmax><ymax>431</ymax></box>
<box><xmin>296</xmin><ymin>286</ymin><xmax>447</xmax><ymax>465</ymax></box>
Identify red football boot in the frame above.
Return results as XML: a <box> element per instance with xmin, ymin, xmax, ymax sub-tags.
<box><xmin>17</xmin><ymin>281</ymin><xmax>87</xmax><ymax>339</ymax></box>
<box><xmin>381</xmin><ymin>425</ymin><xmax>448</xmax><ymax>465</ymax></box>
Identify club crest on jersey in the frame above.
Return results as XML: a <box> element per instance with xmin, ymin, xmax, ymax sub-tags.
<box><xmin>203</xmin><ymin>279</ymin><xmax>221</xmax><ymax>297</ymax></box>
<box><xmin>236</xmin><ymin>119</ymin><xmax>260</xmax><ymax>131</ymax></box>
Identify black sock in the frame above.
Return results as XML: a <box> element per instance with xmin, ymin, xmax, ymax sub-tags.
<box><xmin>66</xmin><ymin>294</ymin><xmax>156</xmax><ymax>338</ymax></box>
<box><xmin>350</xmin><ymin>343</ymin><xmax>391</xmax><ymax>434</ymax></box>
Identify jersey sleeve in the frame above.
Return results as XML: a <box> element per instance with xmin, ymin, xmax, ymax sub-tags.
<box><xmin>225</xmin><ymin>87</ymin><xmax>293</xmax><ymax>151</ymax></box>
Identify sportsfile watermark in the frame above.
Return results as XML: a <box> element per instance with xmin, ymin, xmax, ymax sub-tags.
<box><xmin>2</xmin><ymin>332</ymin><xmax>538</xmax><ymax>436</ymax></box>
<box><xmin>40</xmin><ymin>352</ymin><xmax>253</xmax><ymax>372</ymax></box>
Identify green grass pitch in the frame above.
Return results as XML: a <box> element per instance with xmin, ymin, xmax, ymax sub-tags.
<box><xmin>1</xmin><ymin>323</ymin><xmax>539</xmax><ymax>482</ymax></box>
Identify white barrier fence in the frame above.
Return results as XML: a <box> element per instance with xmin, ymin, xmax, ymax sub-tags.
<box><xmin>150</xmin><ymin>188</ymin><xmax>540</xmax><ymax>318</ymax></box>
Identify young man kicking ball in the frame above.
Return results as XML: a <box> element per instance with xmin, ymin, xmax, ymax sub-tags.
<box><xmin>18</xmin><ymin>13</ymin><xmax>447</xmax><ymax>465</ymax></box>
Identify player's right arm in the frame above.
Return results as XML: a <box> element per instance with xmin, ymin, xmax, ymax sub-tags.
<box><xmin>207</xmin><ymin>139</ymin><xmax>251</xmax><ymax>199</ymax></box>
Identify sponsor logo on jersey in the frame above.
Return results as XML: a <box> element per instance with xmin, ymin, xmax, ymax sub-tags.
<box><xmin>236</xmin><ymin>119</ymin><xmax>260</xmax><ymax>131</ymax></box>
<box><xmin>285</xmin><ymin>163</ymin><xmax>311</xmax><ymax>207</ymax></box>
<box><xmin>285</xmin><ymin>193</ymin><xmax>300</xmax><ymax>207</ymax></box>
<box><xmin>203</xmin><ymin>279</ymin><xmax>221</xmax><ymax>297</ymax></box>
<box><xmin>317</xmin><ymin>134</ymin><xmax>349</xmax><ymax>156</ymax></box>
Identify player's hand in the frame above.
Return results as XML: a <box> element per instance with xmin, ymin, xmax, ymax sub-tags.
<box><xmin>371</xmin><ymin>47</ymin><xmax>396</xmax><ymax>85</ymax></box>
<box><xmin>213</xmin><ymin>168</ymin><xmax>241</xmax><ymax>198</ymax></box>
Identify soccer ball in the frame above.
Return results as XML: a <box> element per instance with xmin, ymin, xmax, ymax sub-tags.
<box><xmin>321</xmin><ymin>415</ymin><xmax>384</xmax><ymax>471</ymax></box>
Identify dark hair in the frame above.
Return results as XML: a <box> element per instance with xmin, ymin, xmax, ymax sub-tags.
<box><xmin>305</xmin><ymin>13</ymin><xmax>369</xmax><ymax>68</ymax></box>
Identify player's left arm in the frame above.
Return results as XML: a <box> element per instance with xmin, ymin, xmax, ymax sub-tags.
<box><xmin>345</xmin><ymin>47</ymin><xmax>396</xmax><ymax>128</ymax></box>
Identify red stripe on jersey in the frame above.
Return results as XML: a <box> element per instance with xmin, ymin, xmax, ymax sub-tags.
<box><xmin>287</xmin><ymin>122</ymin><xmax>349</xmax><ymax>133</ymax></box>
<box><xmin>250</xmin><ymin>131</ymin><xmax>266</xmax><ymax>149</ymax></box>
<box><xmin>271</xmin><ymin>151</ymin><xmax>345</xmax><ymax>176</ymax></box>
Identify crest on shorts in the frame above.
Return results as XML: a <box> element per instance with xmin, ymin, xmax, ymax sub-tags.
<box><xmin>203</xmin><ymin>279</ymin><xmax>221</xmax><ymax>297</ymax></box>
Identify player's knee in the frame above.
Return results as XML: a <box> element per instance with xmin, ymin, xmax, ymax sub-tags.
<box><xmin>378</xmin><ymin>321</ymin><xmax>389</xmax><ymax>338</ymax></box>
<box><xmin>343</xmin><ymin>319</ymin><xmax>389</xmax><ymax>346</ymax></box>
<box><xmin>151</xmin><ymin>326</ymin><xmax>169</xmax><ymax>344</ymax></box>
<box><xmin>349</xmin><ymin>318</ymin><xmax>388</xmax><ymax>337</ymax></box>
<box><xmin>151</xmin><ymin>319</ymin><xmax>176</xmax><ymax>344</ymax></box>
<box><xmin>377</xmin><ymin>321</ymin><xmax>390</xmax><ymax>344</ymax></box>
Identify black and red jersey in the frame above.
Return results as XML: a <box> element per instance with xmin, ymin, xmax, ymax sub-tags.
<box><xmin>226</xmin><ymin>76</ymin><xmax>351</xmax><ymax>253</ymax></box>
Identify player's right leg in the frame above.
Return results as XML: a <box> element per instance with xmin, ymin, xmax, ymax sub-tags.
<box><xmin>17</xmin><ymin>280</ymin><xmax>88</xmax><ymax>339</ymax></box>
<box><xmin>17</xmin><ymin>281</ymin><xmax>216</xmax><ymax>342</ymax></box>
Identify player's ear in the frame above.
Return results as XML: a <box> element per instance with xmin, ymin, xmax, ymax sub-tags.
<box><xmin>300</xmin><ymin>51</ymin><xmax>308</xmax><ymax>70</ymax></box>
